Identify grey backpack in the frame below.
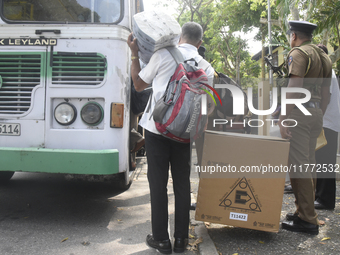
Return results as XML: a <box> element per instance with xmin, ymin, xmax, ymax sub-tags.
<box><xmin>152</xmin><ymin>47</ymin><xmax>211</xmax><ymax>143</ymax></box>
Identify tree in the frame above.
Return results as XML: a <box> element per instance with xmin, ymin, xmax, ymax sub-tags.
<box><xmin>310</xmin><ymin>0</ymin><xmax>340</xmax><ymax>66</ymax></box>
<box><xmin>275</xmin><ymin>0</ymin><xmax>340</xmax><ymax>67</ymax></box>
<box><xmin>174</xmin><ymin>0</ymin><xmax>214</xmax><ymax>31</ymax></box>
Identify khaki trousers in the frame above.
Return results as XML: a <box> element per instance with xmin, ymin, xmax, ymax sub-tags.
<box><xmin>288</xmin><ymin>108</ymin><xmax>323</xmax><ymax>225</ymax></box>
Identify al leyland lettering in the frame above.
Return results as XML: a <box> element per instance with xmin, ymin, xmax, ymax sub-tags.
<box><xmin>0</xmin><ymin>38</ymin><xmax>57</xmax><ymax>46</ymax></box>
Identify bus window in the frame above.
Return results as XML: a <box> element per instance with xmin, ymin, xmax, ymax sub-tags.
<box><xmin>2</xmin><ymin>0</ymin><xmax>123</xmax><ymax>23</ymax></box>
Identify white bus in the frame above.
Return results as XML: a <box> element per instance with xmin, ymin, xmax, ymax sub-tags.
<box><xmin>0</xmin><ymin>0</ymin><xmax>143</xmax><ymax>189</ymax></box>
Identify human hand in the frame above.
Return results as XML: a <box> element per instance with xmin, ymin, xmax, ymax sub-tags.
<box><xmin>278</xmin><ymin>122</ymin><xmax>292</xmax><ymax>140</ymax></box>
<box><xmin>127</xmin><ymin>33</ymin><xmax>139</xmax><ymax>57</ymax></box>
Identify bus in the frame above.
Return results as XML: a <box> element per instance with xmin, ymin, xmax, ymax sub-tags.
<box><xmin>0</xmin><ymin>0</ymin><xmax>143</xmax><ymax>189</ymax></box>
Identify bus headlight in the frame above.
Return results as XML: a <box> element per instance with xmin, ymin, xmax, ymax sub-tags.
<box><xmin>54</xmin><ymin>102</ymin><xmax>77</xmax><ymax>125</ymax></box>
<box><xmin>81</xmin><ymin>102</ymin><xmax>104</xmax><ymax>126</ymax></box>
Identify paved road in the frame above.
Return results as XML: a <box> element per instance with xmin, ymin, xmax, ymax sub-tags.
<box><xmin>7</xmin><ymin>145</ymin><xmax>335</xmax><ymax>255</ymax></box>
<box><xmin>0</xmin><ymin>159</ymin><xmax>201</xmax><ymax>255</ymax></box>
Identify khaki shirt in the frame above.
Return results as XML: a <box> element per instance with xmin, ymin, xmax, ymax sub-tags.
<box><xmin>287</xmin><ymin>42</ymin><xmax>332</xmax><ymax>101</ymax></box>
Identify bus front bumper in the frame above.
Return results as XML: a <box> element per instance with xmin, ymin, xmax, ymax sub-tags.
<box><xmin>0</xmin><ymin>147</ymin><xmax>119</xmax><ymax>175</ymax></box>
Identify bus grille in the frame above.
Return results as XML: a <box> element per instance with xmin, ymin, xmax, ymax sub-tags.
<box><xmin>52</xmin><ymin>53</ymin><xmax>106</xmax><ymax>85</ymax></box>
<box><xmin>0</xmin><ymin>54</ymin><xmax>42</xmax><ymax>115</ymax></box>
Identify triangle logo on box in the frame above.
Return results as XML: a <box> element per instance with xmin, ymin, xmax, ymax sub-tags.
<box><xmin>219</xmin><ymin>177</ymin><xmax>261</xmax><ymax>212</ymax></box>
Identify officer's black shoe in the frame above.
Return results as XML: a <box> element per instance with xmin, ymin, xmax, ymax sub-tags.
<box><xmin>146</xmin><ymin>234</ymin><xmax>172</xmax><ymax>254</ymax></box>
<box><xmin>173</xmin><ymin>238</ymin><xmax>188</xmax><ymax>253</ymax></box>
<box><xmin>190</xmin><ymin>203</ymin><xmax>196</xmax><ymax>211</ymax></box>
<box><xmin>285</xmin><ymin>212</ymin><xmax>298</xmax><ymax>221</ymax></box>
<box><xmin>314</xmin><ymin>200</ymin><xmax>334</xmax><ymax>210</ymax></box>
<box><xmin>282</xmin><ymin>217</ymin><xmax>319</xmax><ymax>235</ymax></box>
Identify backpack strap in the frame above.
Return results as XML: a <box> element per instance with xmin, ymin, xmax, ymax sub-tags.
<box><xmin>198</xmin><ymin>58</ymin><xmax>211</xmax><ymax>72</ymax></box>
<box><xmin>167</xmin><ymin>46</ymin><xmax>211</xmax><ymax>72</ymax></box>
<box><xmin>289</xmin><ymin>47</ymin><xmax>311</xmax><ymax>76</ymax></box>
<box><xmin>166</xmin><ymin>46</ymin><xmax>184</xmax><ymax>65</ymax></box>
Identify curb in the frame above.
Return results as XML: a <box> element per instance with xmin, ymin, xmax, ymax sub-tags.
<box><xmin>193</xmin><ymin>220</ymin><xmax>219</xmax><ymax>255</ymax></box>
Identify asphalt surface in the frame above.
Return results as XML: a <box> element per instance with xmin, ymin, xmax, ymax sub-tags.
<box><xmin>2</xmin><ymin>149</ymin><xmax>339</xmax><ymax>255</ymax></box>
<box><xmin>0</xmin><ymin>156</ymin><xmax>203</xmax><ymax>255</ymax></box>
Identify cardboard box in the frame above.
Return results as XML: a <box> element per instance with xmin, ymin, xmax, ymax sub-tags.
<box><xmin>195</xmin><ymin>131</ymin><xmax>290</xmax><ymax>233</ymax></box>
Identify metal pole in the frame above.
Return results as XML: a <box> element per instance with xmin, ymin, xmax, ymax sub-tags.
<box><xmin>267</xmin><ymin>0</ymin><xmax>273</xmax><ymax>86</ymax></box>
<box><xmin>91</xmin><ymin>0</ymin><xmax>95</xmax><ymax>23</ymax></box>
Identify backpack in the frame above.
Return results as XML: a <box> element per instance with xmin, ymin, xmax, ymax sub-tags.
<box><xmin>152</xmin><ymin>47</ymin><xmax>211</xmax><ymax>143</ymax></box>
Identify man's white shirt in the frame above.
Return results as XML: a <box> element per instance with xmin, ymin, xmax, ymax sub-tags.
<box><xmin>323</xmin><ymin>70</ymin><xmax>340</xmax><ymax>132</ymax></box>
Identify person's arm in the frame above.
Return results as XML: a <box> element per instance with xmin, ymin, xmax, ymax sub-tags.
<box><xmin>320</xmin><ymin>70</ymin><xmax>333</xmax><ymax>114</ymax></box>
<box><xmin>320</xmin><ymin>84</ymin><xmax>331</xmax><ymax>114</ymax></box>
<box><xmin>278</xmin><ymin>75</ymin><xmax>304</xmax><ymax>139</ymax></box>
<box><xmin>127</xmin><ymin>33</ymin><xmax>149</xmax><ymax>92</ymax></box>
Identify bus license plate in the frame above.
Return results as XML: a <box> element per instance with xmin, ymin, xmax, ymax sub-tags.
<box><xmin>0</xmin><ymin>123</ymin><xmax>21</xmax><ymax>136</ymax></box>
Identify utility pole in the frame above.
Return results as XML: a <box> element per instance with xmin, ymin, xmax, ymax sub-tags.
<box><xmin>267</xmin><ymin>0</ymin><xmax>273</xmax><ymax>86</ymax></box>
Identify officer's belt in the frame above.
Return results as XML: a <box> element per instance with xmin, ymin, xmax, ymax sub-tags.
<box><xmin>294</xmin><ymin>101</ymin><xmax>320</xmax><ymax>109</ymax></box>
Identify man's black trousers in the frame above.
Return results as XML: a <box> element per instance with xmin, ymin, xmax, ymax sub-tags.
<box><xmin>145</xmin><ymin>130</ymin><xmax>191</xmax><ymax>241</ymax></box>
<box><xmin>315</xmin><ymin>127</ymin><xmax>338</xmax><ymax>209</ymax></box>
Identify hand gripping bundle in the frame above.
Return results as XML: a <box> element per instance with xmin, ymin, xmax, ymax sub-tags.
<box><xmin>132</xmin><ymin>11</ymin><xmax>181</xmax><ymax>64</ymax></box>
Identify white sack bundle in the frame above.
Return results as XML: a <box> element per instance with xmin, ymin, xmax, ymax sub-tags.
<box><xmin>132</xmin><ymin>11</ymin><xmax>181</xmax><ymax>63</ymax></box>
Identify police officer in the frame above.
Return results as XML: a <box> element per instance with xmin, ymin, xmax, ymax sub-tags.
<box><xmin>279</xmin><ymin>21</ymin><xmax>332</xmax><ymax>235</ymax></box>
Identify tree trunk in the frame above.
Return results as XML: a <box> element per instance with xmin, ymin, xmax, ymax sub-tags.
<box><xmin>290</xmin><ymin>6</ymin><xmax>299</xmax><ymax>20</ymax></box>
<box><xmin>236</xmin><ymin>57</ymin><xmax>240</xmax><ymax>85</ymax></box>
<box><xmin>321</xmin><ymin>29</ymin><xmax>329</xmax><ymax>46</ymax></box>
<box><xmin>330</xmin><ymin>48</ymin><xmax>340</xmax><ymax>63</ymax></box>
<box><xmin>261</xmin><ymin>26</ymin><xmax>266</xmax><ymax>81</ymax></box>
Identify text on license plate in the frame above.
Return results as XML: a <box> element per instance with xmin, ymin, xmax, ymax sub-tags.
<box><xmin>0</xmin><ymin>123</ymin><xmax>21</xmax><ymax>136</ymax></box>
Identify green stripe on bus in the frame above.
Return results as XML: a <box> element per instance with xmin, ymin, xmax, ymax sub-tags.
<box><xmin>0</xmin><ymin>147</ymin><xmax>119</xmax><ymax>175</ymax></box>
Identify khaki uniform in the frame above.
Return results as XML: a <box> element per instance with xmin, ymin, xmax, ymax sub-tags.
<box><xmin>287</xmin><ymin>42</ymin><xmax>332</xmax><ymax>225</ymax></box>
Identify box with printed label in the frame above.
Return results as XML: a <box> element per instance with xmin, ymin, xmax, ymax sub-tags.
<box><xmin>195</xmin><ymin>131</ymin><xmax>290</xmax><ymax>233</ymax></box>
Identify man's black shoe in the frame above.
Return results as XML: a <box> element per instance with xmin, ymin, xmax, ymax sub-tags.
<box><xmin>285</xmin><ymin>212</ymin><xmax>298</xmax><ymax>221</ymax></box>
<box><xmin>282</xmin><ymin>217</ymin><xmax>319</xmax><ymax>235</ymax></box>
<box><xmin>146</xmin><ymin>234</ymin><xmax>172</xmax><ymax>254</ymax></box>
<box><xmin>173</xmin><ymin>238</ymin><xmax>188</xmax><ymax>253</ymax></box>
<box><xmin>314</xmin><ymin>200</ymin><xmax>333</xmax><ymax>210</ymax></box>
<box><xmin>284</xmin><ymin>184</ymin><xmax>293</xmax><ymax>194</ymax></box>
<box><xmin>190</xmin><ymin>203</ymin><xmax>196</xmax><ymax>211</ymax></box>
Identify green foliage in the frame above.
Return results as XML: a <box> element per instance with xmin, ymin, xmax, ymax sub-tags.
<box><xmin>173</xmin><ymin>0</ymin><xmax>264</xmax><ymax>88</ymax></box>
<box><xmin>274</xmin><ymin>0</ymin><xmax>340</xmax><ymax>65</ymax></box>
<box><xmin>310</xmin><ymin>0</ymin><xmax>340</xmax><ymax>47</ymax></box>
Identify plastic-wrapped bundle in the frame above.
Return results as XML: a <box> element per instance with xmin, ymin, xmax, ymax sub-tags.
<box><xmin>132</xmin><ymin>11</ymin><xmax>181</xmax><ymax>64</ymax></box>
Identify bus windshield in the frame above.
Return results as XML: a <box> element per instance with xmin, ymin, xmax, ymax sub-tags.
<box><xmin>2</xmin><ymin>0</ymin><xmax>123</xmax><ymax>23</ymax></box>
